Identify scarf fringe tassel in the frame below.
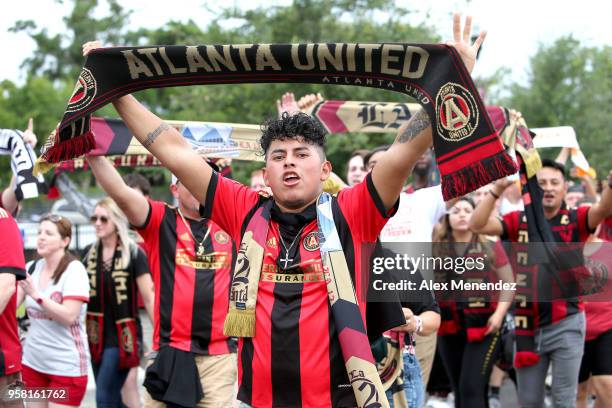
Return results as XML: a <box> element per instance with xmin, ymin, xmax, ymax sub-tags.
<box><xmin>34</xmin><ymin>130</ymin><xmax>95</xmax><ymax>175</ymax></box>
<box><xmin>441</xmin><ymin>151</ymin><xmax>517</xmax><ymax>201</ymax></box>
<box><xmin>224</xmin><ymin>309</ymin><xmax>256</xmax><ymax>338</ymax></box>
<box><xmin>514</xmin><ymin>351</ymin><xmax>540</xmax><ymax>368</ymax></box>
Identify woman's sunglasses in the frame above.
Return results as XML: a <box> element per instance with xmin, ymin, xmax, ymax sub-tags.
<box><xmin>41</xmin><ymin>213</ymin><xmax>64</xmax><ymax>223</ymax></box>
<box><xmin>90</xmin><ymin>215</ymin><xmax>109</xmax><ymax>224</ymax></box>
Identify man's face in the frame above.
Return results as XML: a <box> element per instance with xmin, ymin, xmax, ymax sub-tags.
<box><xmin>346</xmin><ymin>155</ymin><xmax>366</xmax><ymax>186</ymax></box>
<box><xmin>366</xmin><ymin>151</ymin><xmax>386</xmax><ymax>173</ymax></box>
<box><xmin>250</xmin><ymin>172</ymin><xmax>272</xmax><ymax>195</ymax></box>
<box><xmin>565</xmin><ymin>191</ymin><xmax>584</xmax><ymax>209</ymax></box>
<box><xmin>171</xmin><ymin>181</ymin><xmax>201</xmax><ymax>217</ymax></box>
<box><xmin>263</xmin><ymin>138</ymin><xmax>331</xmax><ymax>212</ymax></box>
<box><xmin>414</xmin><ymin>149</ymin><xmax>432</xmax><ymax>175</ymax></box>
<box><xmin>537</xmin><ymin>167</ymin><xmax>567</xmax><ymax>212</ymax></box>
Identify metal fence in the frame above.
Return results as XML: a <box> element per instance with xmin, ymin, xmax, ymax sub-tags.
<box><xmin>18</xmin><ymin>222</ymin><xmax>97</xmax><ymax>252</ymax></box>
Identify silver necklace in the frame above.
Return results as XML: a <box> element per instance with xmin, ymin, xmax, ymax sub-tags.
<box><xmin>177</xmin><ymin>209</ymin><xmax>211</xmax><ymax>261</ymax></box>
<box><xmin>278</xmin><ymin>226</ymin><xmax>306</xmax><ymax>269</ymax></box>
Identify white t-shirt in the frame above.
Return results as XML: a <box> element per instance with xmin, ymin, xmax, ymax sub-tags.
<box><xmin>22</xmin><ymin>259</ymin><xmax>90</xmax><ymax>377</ymax></box>
<box><xmin>380</xmin><ymin>185</ymin><xmax>447</xmax><ymax>242</ymax></box>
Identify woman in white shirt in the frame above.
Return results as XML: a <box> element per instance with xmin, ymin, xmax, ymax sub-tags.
<box><xmin>18</xmin><ymin>213</ymin><xmax>90</xmax><ymax>408</ymax></box>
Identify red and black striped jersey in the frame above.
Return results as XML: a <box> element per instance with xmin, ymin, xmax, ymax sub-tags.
<box><xmin>502</xmin><ymin>204</ymin><xmax>594</xmax><ymax>326</ymax></box>
<box><xmin>0</xmin><ymin>210</ymin><xmax>26</xmax><ymax>376</ymax></box>
<box><xmin>138</xmin><ymin>200</ymin><xmax>236</xmax><ymax>355</ymax></box>
<box><xmin>201</xmin><ymin>172</ymin><xmax>403</xmax><ymax>408</ymax></box>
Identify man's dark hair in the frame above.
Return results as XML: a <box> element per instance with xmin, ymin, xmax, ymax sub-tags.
<box><xmin>124</xmin><ymin>172</ymin><xmax>151</xmax><ymax>196</ymax></box>
<box><xmin>260</xmin><ymin>112</ymin><xmax>327</xmax><ymax>157</ymax></box>
<box><xmin>541</xmin><ymin>159</ymin><xmax>566</xmax><ymax>179</ymax></box>
<box><xmin>364</xmin><ymin>145</ymin><xmax>390</xmax><ymax>168</ymax></box>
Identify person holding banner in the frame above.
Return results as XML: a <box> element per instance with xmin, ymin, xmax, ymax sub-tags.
<box><xmin>470</xmin><ymin>160</ymin><xmax>612</xmax><ymax>407</ymax></box>
<box><xmin>0</xmin><ymin>118</ymin><xmax>38</xmax><ymax>215</ymax></box>
<box><xmin>83</xmin><ymin>13</ymin><xmax>487</xmax><ymax>407</ymax></box>
<box><xmin>86</xmin><ymin>155</ymin><xmax>237</xmax><ymax>408</ymax></box>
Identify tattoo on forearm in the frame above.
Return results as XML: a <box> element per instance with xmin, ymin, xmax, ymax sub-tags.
<box><xmin>142</xmin><ymin>122</ymin><xmax>169</xmax><ymax>149</ymax></box>
<box><xmin>396</xmin><ymin>109</ymin><xmax>431</xmax><ymax>144</ymax></box>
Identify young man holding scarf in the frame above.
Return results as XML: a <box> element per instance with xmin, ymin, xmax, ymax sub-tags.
<box><xmin>84</xmin><ymin>14</ymin><xmax>485</xmax><ymax>407</ymax></box>
<box><xmin>470</xmin><ymin>160</ymin><xmax>612</xmax><ymax>407</ymax></box>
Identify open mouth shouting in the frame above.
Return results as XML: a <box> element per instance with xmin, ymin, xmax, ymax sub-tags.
<box><xmin>283</xmin><ymin>171</ymin><xmax>301</xmax><ymax>187</ymax></box>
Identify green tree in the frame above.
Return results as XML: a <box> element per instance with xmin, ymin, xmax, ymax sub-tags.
<box><xmin>501</xmin><ymin>36</ymin><xmax>612</xmax><ymax>177</ymax></box>
<box><xmin>126</xmin><ymin>0</ymin><xmax>439</xmax><ymax>182</ymax></box>
<box><xmin>10</xmin><ymin>0</ymin><xmax>131</xmax><ymax>81</ymax></box>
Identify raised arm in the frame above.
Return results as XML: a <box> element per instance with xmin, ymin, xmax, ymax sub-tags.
<box><xmin>1</xmin><ymin>118</ymin><xmax>37</xmax><ymax>214</ymax></box>
<box><xmin>83</xmin><ymin>42</ymin><xmax>212</xmax><ymax>205</ymax></box>
<box><xmin>587</xmin><ymin>170</ymin><xmax>612</xmax><ymax>230</ymax></box>
<box><xmin>86</xmin><ymin>156</ymin><xmax>149</xmax><ymax>227</ymax></box>
<box><xmin>0</xmin><ymin>273</ymin><xmax>16</xmax><ymax>314</ymax></box>
<box><xmin>469</xmin><ymin>179</ymin><xmax>511</xmax><ymax>236</ymax></box>
<box><xmin>371</xmin><ymin>14</ymin><xmax>487</xmax><ymax>210</ymax></box>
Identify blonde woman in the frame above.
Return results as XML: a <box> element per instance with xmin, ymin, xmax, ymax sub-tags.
<box><xmin>83</xmin><ymin>197</ymin><xmax>154</xmax><ymax>408</ymax></box>
<box><xmin>18</xmin><ymin>214</ymin><xmax>90</xmax><ymax>407</ymax></box>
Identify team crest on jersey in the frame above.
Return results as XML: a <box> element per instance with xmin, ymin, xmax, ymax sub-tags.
<box><xmin>66</xmin><ymin>68</ymin><xmax>97</xmax><ymax>113</ymax></box>
<box><xmin>303</xmin><ymin>231</ymin><xmax>320</xmax><ymax>251</ymax></box>
<box><xmin>266</xmin><ymin>237</ymin><xmax>277</xmax><ymax>249</ymax></box>
<box><xmin>214</xmin><ymin>230</ymin><xmax>230</xmax><ymax>244</ymax></box>
<box><xmin>435</xmin><ymin>82</ymin><xmax>479</xmax><ymax>142</ymax></box>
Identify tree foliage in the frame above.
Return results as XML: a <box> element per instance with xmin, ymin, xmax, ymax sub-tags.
<box><xmin>500</xmin><ymin>36</ymin><xmax>611</xmax><ymax>176</ymax></box>
<box><xmin>2</xmin><ymin>0</ymin><xmax>609</xmax><ymax>192</ymax></box>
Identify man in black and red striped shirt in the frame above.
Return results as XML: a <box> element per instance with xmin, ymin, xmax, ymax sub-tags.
<box><xmin>0</xmin><ymin>209</ymin><xmax>26</xmax><ymax>408</ymax></box>
<box><xmin>470</xmin><ymin>159</ymin><xmax>612</xmax><ymax>407</ymax></box>
<box><xmin>87</xmin><ymin>156</ymin><xmax>236</xmax><ymax>407</ymax></box>
<box><xmin>87</xmin><ymin>15</ymin><xmax>486</xmax><ymax>407</ymax></box>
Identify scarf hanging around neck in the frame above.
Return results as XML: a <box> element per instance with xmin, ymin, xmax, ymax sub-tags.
<box><xmin>85</xmin><ymin>242</ymin><xmax>140</xmax><ymax>369</ymax></box>
<box><xmin>37</xmin><ymin>43</ymin><xmax>516</xmax><ymax>199</ymax></box>
<box><xmin>225</xmin><ymin>193</ymin><xmax>388</xmax><ymax>407</ymax></box>
<box><xmin>488</xmin><ymin>106</ymin><xmax>594</xmax><ymax>368</ymax></box>
<box><xmin>0</xmin><ymin>129</ymin><xmax>47</xmax><ymax>201</ymax></box>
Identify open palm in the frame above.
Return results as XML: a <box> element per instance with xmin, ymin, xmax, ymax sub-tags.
<box><xmin>447</xmin><ymin>13</ymin><xmax>487</xmax><ymax>73</ymax></box>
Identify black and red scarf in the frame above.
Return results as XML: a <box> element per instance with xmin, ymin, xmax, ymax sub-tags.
<box><xmin>435</xmin><ymin>239</ymin><xmax>497</xmax><ymax>342</ymax></box>
<box><xmin>488</xmin><ymin>106</ymin><xmax>592</xmax><ymax>368</ymax></box>
<box><xmin>37</xmin><ymin>43</ymin><xmax>516</xmax><ymax>199</ymax></box>
<box><xmin>85</xmin><ymin>243</ymin><xmax>140</xmax><ymax>369</ymax></box>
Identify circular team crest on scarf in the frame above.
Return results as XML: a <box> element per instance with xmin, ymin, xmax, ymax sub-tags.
<box><xmin>122</xmin><ymin>326</ymin><xmax>134</xmax><ymax>353</ymax></box>
<box><xmin>87</xmin><ymin>320</ymin><xmax>100</xmax><ymax>345</ymax></box>
<box><xmin>303</xmin><ymin>231</ymin><xmax>320</xmax><ymax>251</ymax></box>
<box><xmin>435</xmin><ymin>82</ymin><xmax>479</xmax><ymax>142</ymax></box>
<box><xmin>66</xmin><ymin>68</ymin><xmax>97</xmax><ymax>113</ymax></box>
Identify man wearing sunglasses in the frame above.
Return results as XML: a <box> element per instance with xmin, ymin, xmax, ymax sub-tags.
<box><xmin>86</xmin><ymin>156</ymin><xmax>237</xmax><ymax>407</ymax></box>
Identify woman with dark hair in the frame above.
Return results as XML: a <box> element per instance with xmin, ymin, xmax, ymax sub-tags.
<box><xmin>18</xmin><ymin>213</ymin><xmax>90</xmax><ymax>408</ymax></box>
<box><xmin>433</xmin><ymin>197</ymin><xmax>514</xmax><ymax>408</ymax></box>
<box><xmin>83</xmin><ymin>197</ymin><xmax>154</xmax><ymax>408</ymax></box>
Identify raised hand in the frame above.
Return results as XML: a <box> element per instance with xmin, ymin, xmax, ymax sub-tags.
<box><xmin>276</xmin><ymin>92</ymin><xmax>300</xmax><ymax>117</ymax></box>
<box><xmin>297</xmin><ymin>93</ymin><xmax>324</xmax><ymax>111</ymax></box>
<box><xmin>446</xmin><ymin>13</ymin><xmax>487</xmax><ymax>73</ymax></box>
<box><xmin>22</xmin><ymin>117</ymin><xmax>37</xmax><ymax>148</ymax></box>
<box><xmin>82</xmin><ymin>40</ymin><xmax>103</xmax><ymax>57</ymax></box>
